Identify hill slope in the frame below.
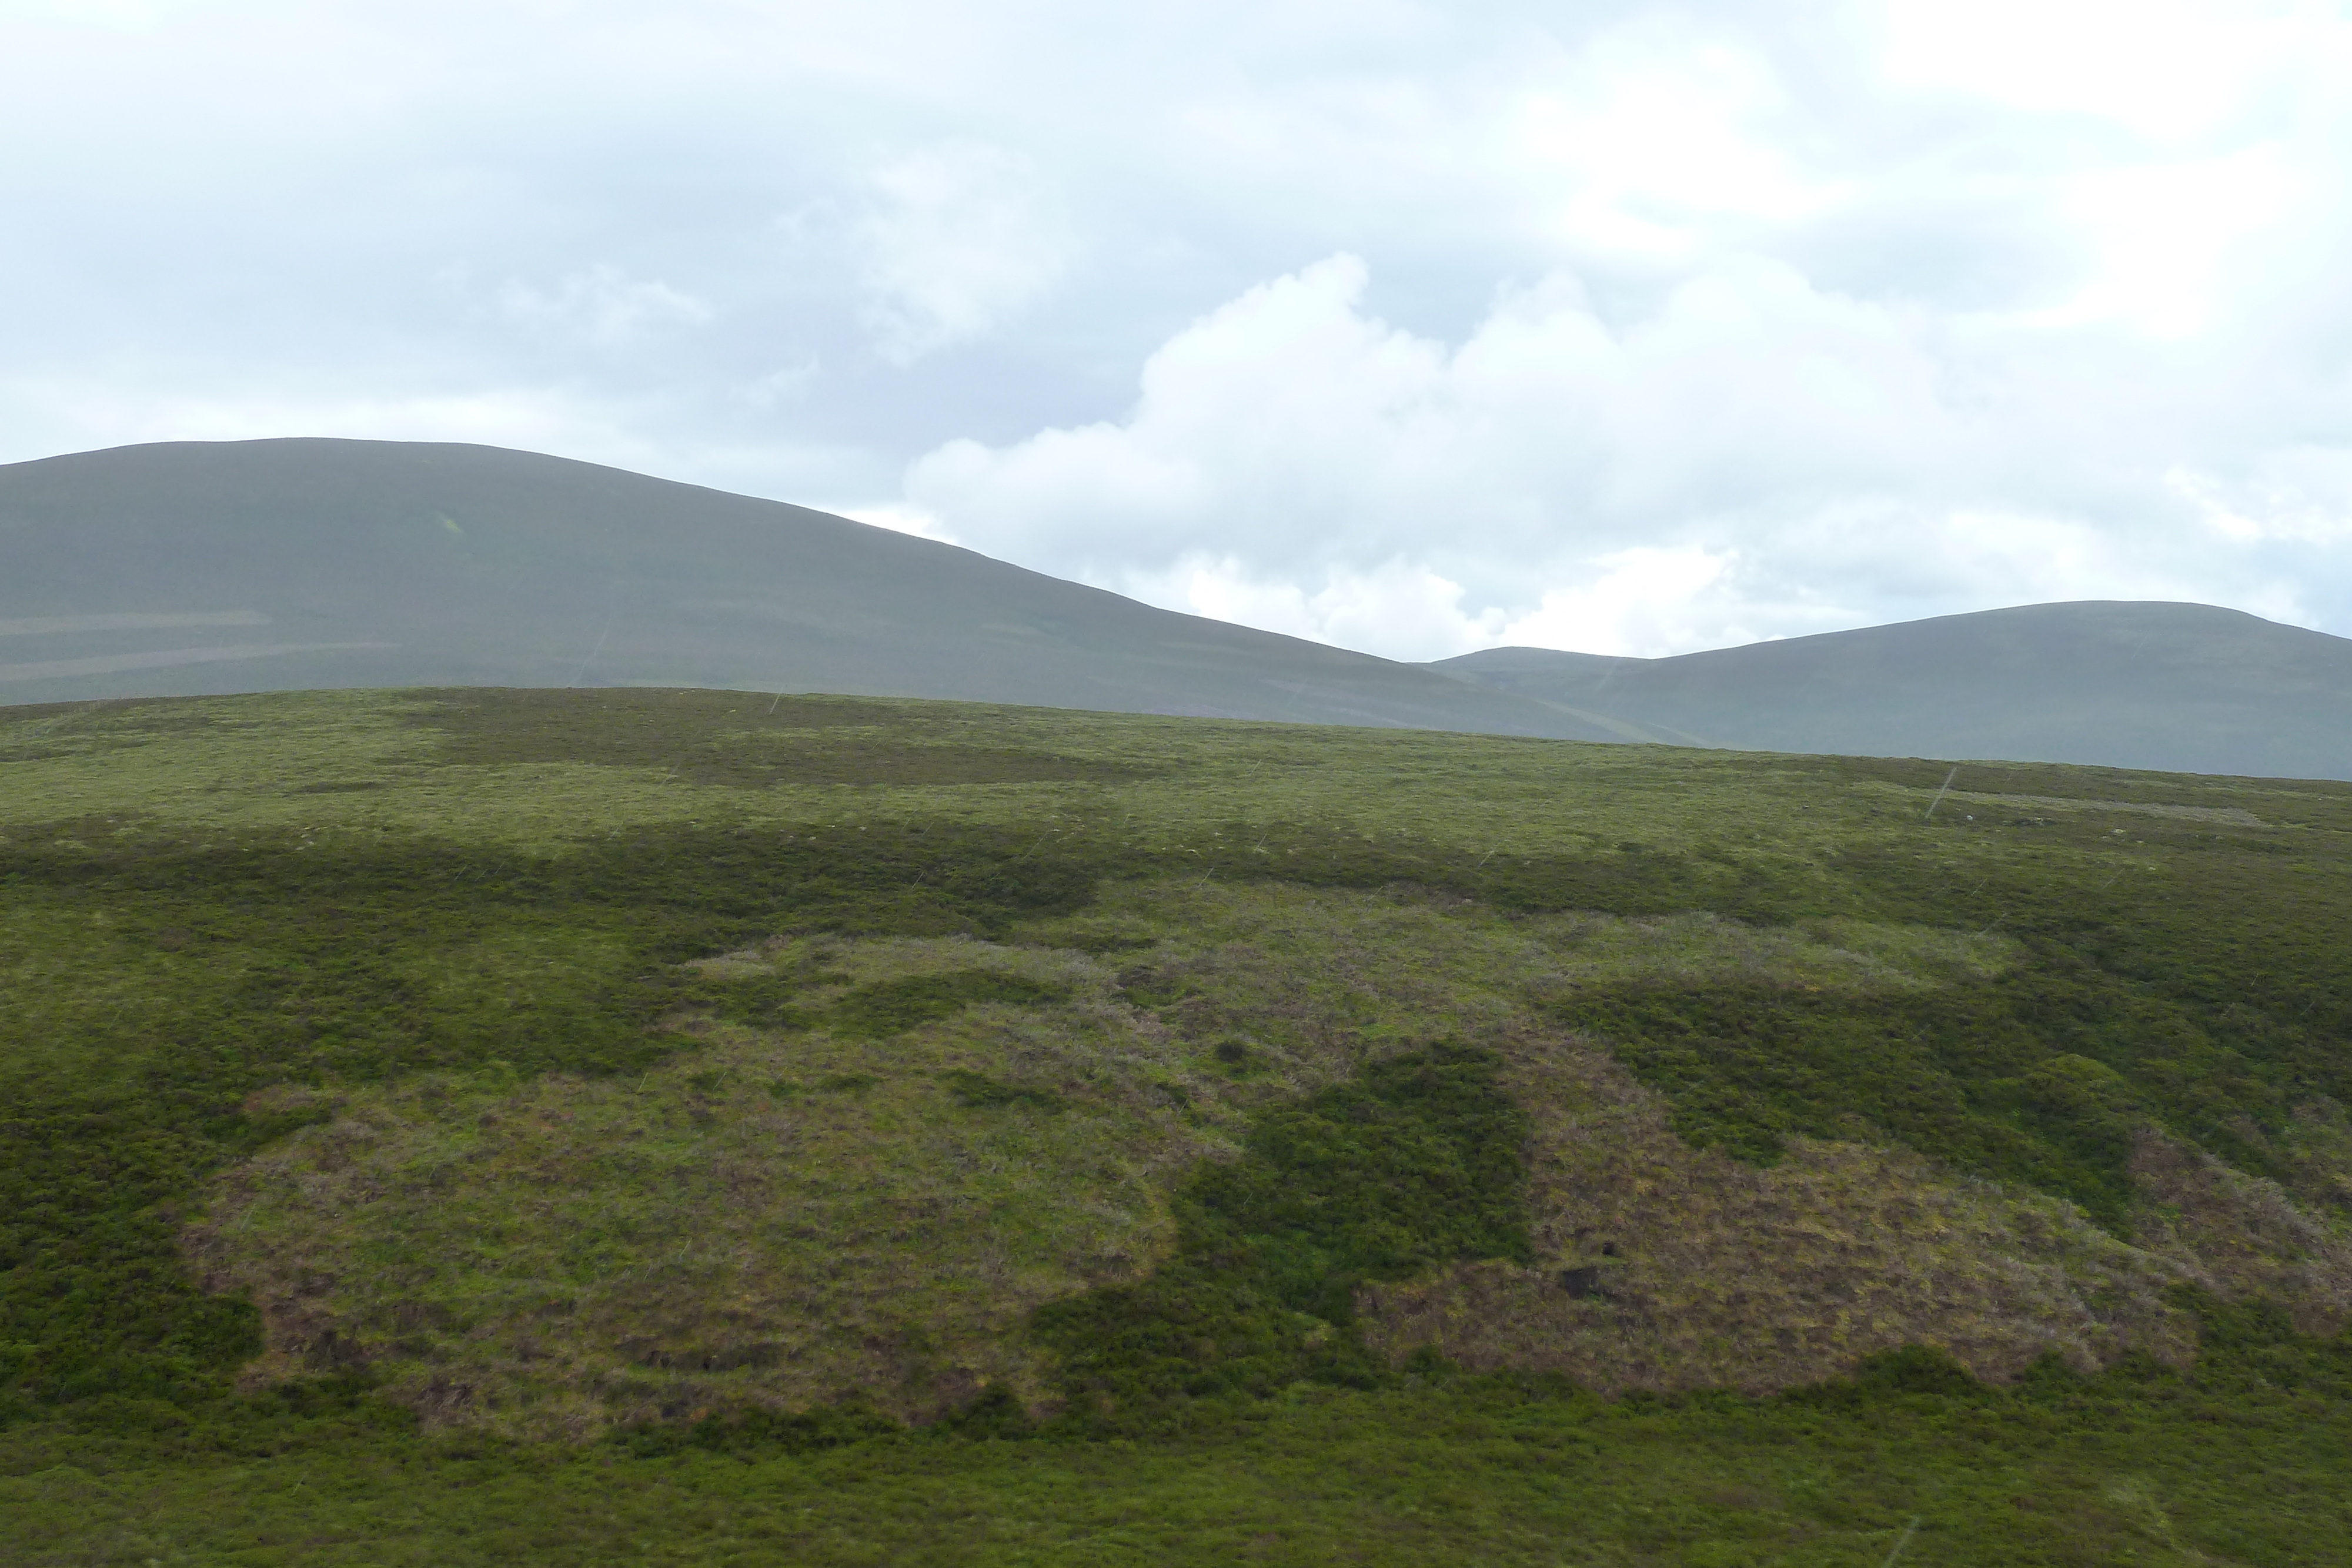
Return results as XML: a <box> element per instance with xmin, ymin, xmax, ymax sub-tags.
<box><xmin>1425</xmin><ymin>600</ymin><xmax>2352</xmax><ymax>779</ymax></box>
<box><xmin>6</xmin><ymin>687</ymin><xmax>2352</xmax><ymax>1562</ymax></box>
<box><xmin>0</xmin><ymin>437</ymin><xmax>1603</xmax><ymax>738</ymax></box>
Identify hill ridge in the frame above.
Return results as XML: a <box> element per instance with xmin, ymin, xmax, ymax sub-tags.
<box><xmin>1426</xmin><ymin>599</ymin><xmax>2352</xmax><ymax>778</ymax></box>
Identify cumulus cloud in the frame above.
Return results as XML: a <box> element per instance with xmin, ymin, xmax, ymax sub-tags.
<box><xmin>854</xmin><ymin>143</ymin><xmax>1076</xmax><ymax>364</ymax></box>
<box><xmin>905</xmin><ymin>228</ymin><xmax>2350</xmax><ymax>660</ymax></box>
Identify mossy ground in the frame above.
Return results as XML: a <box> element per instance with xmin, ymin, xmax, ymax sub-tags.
<box><xmin>6</xmin><ymin>686</ymin><xmax>2352</xmax><ymax>1561</ymax></box>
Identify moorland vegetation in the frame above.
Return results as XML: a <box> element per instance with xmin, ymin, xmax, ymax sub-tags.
<box><xmin>4</xmin><ymin>686</ymin><xmax>2351</xmax><ymax>1564</ymax></box>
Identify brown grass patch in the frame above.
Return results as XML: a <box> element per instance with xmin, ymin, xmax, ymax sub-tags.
<box><xmin>1360</xmin><ymin>1035</ymin><xmax>2201</xmax><ymax>1391</ymax></box>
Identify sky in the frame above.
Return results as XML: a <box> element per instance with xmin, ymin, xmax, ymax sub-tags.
<box><xmin>5</xmin><ymin>0</ymin><xmax>2351</xmax><ymax>661</ymax></box>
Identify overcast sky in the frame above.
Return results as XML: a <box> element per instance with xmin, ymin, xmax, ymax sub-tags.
<box><xmin>6</xmin><ymin>1</ymin><xmax>2350</xmax><ymax>659</ymax></box>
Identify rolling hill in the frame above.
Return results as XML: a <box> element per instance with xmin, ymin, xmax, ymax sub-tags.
<box><xmin>1425</xmin><ymin>601</ymin><xmax>2352</xmax><ymax>780</ymax></box>
<box><xmin>0</xmin><ymin>437</ymin><xmax>1603</xmax><ymax>739</ymax></box>
<box><xmin>12</xmin><ymin>437</ymin><xmax>2351</xmax><ymax>783</ymax></box>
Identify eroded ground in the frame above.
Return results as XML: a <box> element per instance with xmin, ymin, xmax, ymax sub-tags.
<box><xmin>185</xmin><ymin>880</ymin><xmax>2352</xmax><ymax>1436</ymax></box>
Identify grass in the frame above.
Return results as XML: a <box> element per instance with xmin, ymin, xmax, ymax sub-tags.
<box><xmin>5</xmin><ymin>686</ymin><xmax>2352</xmax><ymax>1560</ymax></box>
<box><xmin>9</xmin><ymin>1332</ymin><xmax>2352</xmax><ymax>1565</ymax></box>
<box><xmin>1035</xmin><ymin>1043</ymin><xmax>1532</xmax><ymax>1417</ymax></box>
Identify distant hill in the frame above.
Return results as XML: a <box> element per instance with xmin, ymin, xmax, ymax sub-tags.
<box><xmin>8</xmin><ymin>439</ymin><xmax>2347</xmax><ymax>779</ymax></box>
<box><xmin>0</xmin><ymin>437</ymin><xmax>1606</xmax><ymax>740</ymax></box>
<box><xmin>1425</xmin><ymin>601</ymin><xmax>2352</xmax><ymax>781</ymax></box>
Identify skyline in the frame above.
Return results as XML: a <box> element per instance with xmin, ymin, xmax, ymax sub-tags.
<box><xmin>6</xmin><ymin>0</ymin><xmax>2350</xmax><ymax>660</ymax></box>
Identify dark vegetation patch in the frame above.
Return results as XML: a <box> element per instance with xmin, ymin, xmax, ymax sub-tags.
<box><xmin>693</xmin><ymin>970</ymin><xmax>834</xmax><ymax>1031</ymax></box>
<box><xmin>1548</xmin><ymin>984</ymin><xmax>2153</xmax><ymax>1229</ymax></box>
<box><xmin>1539</xmin><ymin>841</ymin><xmax>2352</xmax><ymax>1228</ymax></box>
<box><xmin>813</xmin><ymin>1072</ymin><xmax>878</xmax><ymax>1094</ymax></box>
<box><xmin>940</xmin><ymin>1071</ymin><xmax>1064</xmax><ymax>1112</ymax></box>
<box><xmin>1118</xmin><ymin>821</ymin><xmax>2352</xmax><ymax>1231</ymax></box>
<box><xmin>763</xmin><ymin>1074</ymin><xmax>880</xmax><ymax>1098</ymax></box>
<box><xmin>412</xmin><ymin>687</ymin><xmax>1147</xmax><ymax>787</ymax></box>
<box><xmin>609</xmin><ymin>1398</ymin><xmax>901</xmax><ymax>1459</ymax></box>
<box><xmin>1034</xmin><ymin>1044</ymin><xmax>1529</xmax><ymax>1426</ymax></box>
<box><xmin>0</xmin><ymin>819</ymin><xmax>1095</xmax><ymax>1425</ymax></box>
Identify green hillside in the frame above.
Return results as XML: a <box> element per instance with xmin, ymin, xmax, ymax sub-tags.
<box><xmin>0</xmin><ymin>439</ymin><xmax>1600</xmax><ymax>740</ymax></box>
<box><xmin>5</xmin><ymin>688</ymin><xmax>2351</xmax><ymax>1564</ymax></box>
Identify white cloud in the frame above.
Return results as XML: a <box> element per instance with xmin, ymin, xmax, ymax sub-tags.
<box><xmin>497</xmin><ymin>265</ymin><xmax>713</xmax><ymax>347</ymax></box>
<box><xmin>1492</xmin><ymin>548</ymin><xmax>1740</xmax><ymax>658</ymax></box>
<box><xmin>739</xmin><ymin>359</ymin><xmax>821</xmax><ymax>410</ymax></box>
<box><xmin>833</xmin><ymin>502</ymin><xmax>957</xmax><ymax>543</ymax></box>
<box><xmin>1518</xmin><ymin>27</ymin><xmax>1839</xmax><ymax>261</ymax></box>
<box><xmin>2169</xmin><ymin>456</ymin><xmax>2352</xmax><ymax>547</ymax></box>
<box><xmin>1134</xmin><ymin>556</ymin><xmax>1493</xmax><ymax>664</ymax></box>
<box><xmin>854</xmin><ymin>143</ymin><xmax>1076</xmax><ymax>364</ymax></box>
<box><xmin>907</xmin><ymin>245</ymin><xmax>2343</xmax><ymax>657</ymax></box>
<box><xmin>1123</xmin><ymin>544</ymin><xmax>1746</xmax><ymax>663</ymax></box>
<box><xmin>1880</xmin><ymin>0</ymin><xmax>2313</xmax><ymax>141</ymax></box>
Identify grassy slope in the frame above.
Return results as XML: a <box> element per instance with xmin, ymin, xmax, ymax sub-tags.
<box><xmin>0</xmin><ymin>439</ymin><xmax>1596</xmax><ymax>738</ymax></box>
<box><xmin>5</xmin><ymin>686</ymin><xmax>2352</xmax><ymax>1563</ymax></box>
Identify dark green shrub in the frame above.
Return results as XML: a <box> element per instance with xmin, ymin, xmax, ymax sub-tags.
<box><xmin>1035</xmin><ymin>1044</ymin><xmax>1529</xmax><ymax>1424</ymax></box>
